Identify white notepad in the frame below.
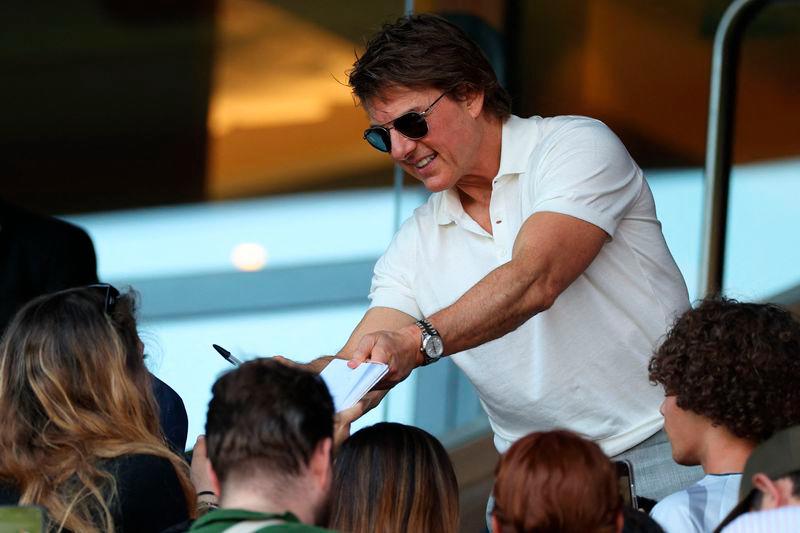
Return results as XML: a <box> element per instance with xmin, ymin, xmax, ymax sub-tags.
<box><xmin>319</xmin><ymin>359</ymin><xmax>388</xmax><ymax>412</ymax></box>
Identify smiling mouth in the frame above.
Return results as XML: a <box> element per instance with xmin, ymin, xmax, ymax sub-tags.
<box><xmin>414</xmin><ymin>154</ymin><xmax>437</xmax><ymax>169</ymax></box>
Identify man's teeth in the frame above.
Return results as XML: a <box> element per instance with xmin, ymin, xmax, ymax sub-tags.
<box><xmin>415</xmin><ymin>154</ymin><xmax>436</xmax><ymax>169</ymax></box>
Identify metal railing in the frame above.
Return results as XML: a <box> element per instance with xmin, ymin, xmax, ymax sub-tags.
<box><xmin>700</xmin><ymin>0</ymin><xmax>796</xmax><ymax>296</ymax></box>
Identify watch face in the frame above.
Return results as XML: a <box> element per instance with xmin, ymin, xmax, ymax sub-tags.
<box><xmin>425</xmin><ymin>335</ymin><xmax>444</xmax><ymax>358</ymax></box>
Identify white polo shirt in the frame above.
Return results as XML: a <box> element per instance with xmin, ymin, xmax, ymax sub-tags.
<box><xmin>369</xmin><ymin>115</ymin><xmax>689</xmax><ymax>455</ymax></box>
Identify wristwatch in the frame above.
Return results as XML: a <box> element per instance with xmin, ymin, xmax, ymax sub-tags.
<box><xmin>415</xmin><ymin>319</ymin><xmax>443</xmax><ymax>365</ymax></box>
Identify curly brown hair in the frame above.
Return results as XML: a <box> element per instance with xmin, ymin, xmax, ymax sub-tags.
<box><xmin>649</xmin><ymin>297</ymin><xmax>800</xmax><ymax>442</ymax></box>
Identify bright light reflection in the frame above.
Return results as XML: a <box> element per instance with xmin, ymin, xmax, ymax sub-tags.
<box><xmin>231</xmin><ymin>242</ymin><xmax>268</xmax><ymax>271</ymax></box>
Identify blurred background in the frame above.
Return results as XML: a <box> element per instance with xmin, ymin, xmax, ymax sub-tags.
<box><xmin>2</xmin><ymin>0</ymin><xmax>799</xmax><ymax>529</ymax></box>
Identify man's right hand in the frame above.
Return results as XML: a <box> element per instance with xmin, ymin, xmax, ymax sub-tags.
<box><xmin>345</xmin><ymin>325</ymin><xmax>422</xmax><ymax>388</ymax></box>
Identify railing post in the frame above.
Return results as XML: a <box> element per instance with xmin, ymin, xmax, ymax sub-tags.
<box><xmin>700</xmin><ymin>0</ymin><xmax>772</xmax><ymax>297</ymax></box>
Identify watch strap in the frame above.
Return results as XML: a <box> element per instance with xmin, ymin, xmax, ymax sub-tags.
<box><xmin>415</xmin><ymin>319</ymin><xmax>441</xmax><ymax>365</ymax></box>
<box><xmin>416</xmin><ymin>319</ymin><xmax>438</xmax><ymax>338</ymax></box>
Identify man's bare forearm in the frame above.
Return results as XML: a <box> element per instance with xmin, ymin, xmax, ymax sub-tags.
<box><xmin>428</xmin><ymin>259</ymin><xmax>552</xmax><ymax>355</ymax></box>
<box><xmin>426</xmin><ymin>213</ymin><xmax>608</xmax><ymax>356</ymax></box>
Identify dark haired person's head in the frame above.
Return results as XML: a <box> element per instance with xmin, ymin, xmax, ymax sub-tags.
<box><xmin>0</xmin><ymin>286</ymin><xmax>194</xmax><ymax>532</ymax></box>
<box><xmin>349</xmin><ymin>13</ymin><xmax>511</xmax><ymax>121</ymax></box>
<box><xmin>328</xmin><ymin>422</ymin><xmax>459</xmax><ymax>533</ymax></box>
<box><xmin>648</xmin><ymin>297</ymin><xmax>800</xmax><ymax>465</ymax></box>
<box><xmin>350</xmin><ymin>14</ymin><xmax>511</xmax><ymax>190</ymax></box>
<box><xmin>205</xmin><ymin>358</ymin><xmax>334</xmax><ymax>521</ymax></box>
<box><xmin>493</xmin><ymin>430</ymin><xmax>623</xmax><ymax>533</ymax></box>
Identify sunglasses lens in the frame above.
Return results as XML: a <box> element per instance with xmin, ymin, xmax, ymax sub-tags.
<box><xmin>364</xmin><ymin>128</ymin><xmax>391</xmax><ymax>152</ymax></box>
<box><xmin>394</xmin><ymin>112</ymin><xmax>428</xmax><ymax>139</ymax></box>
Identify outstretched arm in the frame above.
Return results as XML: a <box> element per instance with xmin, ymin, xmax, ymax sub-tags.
<box><xmin>346</xmin><ymin>211</ymin><xmax>608</xmax><ymax>386</ymax></box>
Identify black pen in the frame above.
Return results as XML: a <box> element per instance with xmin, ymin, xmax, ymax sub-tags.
<box><xmin>212</xmin><ymin>344</ymin><xmax>242</xmax><ymax>366</ymax></box>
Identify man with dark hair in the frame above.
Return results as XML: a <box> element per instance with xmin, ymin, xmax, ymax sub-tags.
<box><xmin>714</xmin><ymin>425</ymin><xmax>800</xmax><ymax>532</ymax></box>
<box><xmin>189</xmin><ymin>358</ymin><xmax>336</xmax><ymax>532</ymax></box>
<box><xmin>648</xmin><ymin>298</ymin><xmax>800</xmax><ymax>533</ymax></box>
<box><xmin>322</xmin><ymin>13</ymin><xmax>695</xmax><ymax>500</ymax></box>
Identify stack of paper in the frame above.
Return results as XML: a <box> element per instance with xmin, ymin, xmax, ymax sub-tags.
<box><xmin>319</xmin><ymin>359</ymin><xmax>388</xmax><ymax>412</ymax></box>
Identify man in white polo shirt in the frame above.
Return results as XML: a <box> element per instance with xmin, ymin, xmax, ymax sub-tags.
<box><xmin>327</xmin><ymin>13</ymin><xmax>700</xmax><ymax>500</ymax></box>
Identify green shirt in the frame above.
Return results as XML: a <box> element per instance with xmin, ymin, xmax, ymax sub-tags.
<box><xmin>189</xmin><ymin>509</ymin><xmax>337</xmax><ymax>533</ymax></box>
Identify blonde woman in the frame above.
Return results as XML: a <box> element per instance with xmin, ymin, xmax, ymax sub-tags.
<box><xmin>0</xmin><ymin>285</ymin><xmax>195</xmax><ymax>532</ymax></box>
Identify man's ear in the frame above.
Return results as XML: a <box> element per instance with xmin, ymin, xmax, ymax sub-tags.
<box><xmin>752</xmin><ymin>473</ymin><xmax>782</xmax><ymax>509</ymax></box>
<box><xmin>309</xmin><ymin>437</ymin><xmax>333</xmax><ymax>489</ymax></box>
<box><xmin>464</xmin><ymin>89</ymin><xmax>485</xmax><ymax>119</ymax></box>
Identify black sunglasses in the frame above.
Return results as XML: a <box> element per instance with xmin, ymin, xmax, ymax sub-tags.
<box><xmin>87</xmin><ymin>283</ymin><xmax>120</xmax><ymax>315</ymax></box>
<box><xmin>363</xmin><ymin>92</ymin><xmax>448</xmax><ymax>153</ymax></box>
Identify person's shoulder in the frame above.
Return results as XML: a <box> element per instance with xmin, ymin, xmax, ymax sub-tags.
<box><xmin>534</xmin><ymin>115</ymin><xmax>617</xmax><ymax>144</ymax></box>
<box><xmin>268</xmin><ymin>525</ymin><xmax>337</xmax><ymax>532</ymax></box>
<box><xmin>105</xmin><ymin>452</ymin><xmax>185</xmax><ymax>497</ymax></box>
<box><xmin>650</xmin><ymin>485</ymin><xmax>699</xmax><ymax>531</ymax></box>
<box><xmin>109</xmin><ymin>452</ymin><xmax>177</xmax><ymax>473</ymax></box>
<box><xmin>189</xmin><ymin>509</ymin><xmax>336</xmax><ymax>533</ymax></box>
<box><xmin>723</xmin><ymin>506</ymin><xmax>800</xmax><ymax>532</ymax></box>
<box><xmin>651</xmin><ymin>484</ymin><xmax>692</xmax><ymax>514</ymax></box>
<box><xmin>0</xmin><ymin>479</ymin><xmax>20</xmax><ymax>505</ymax></box>
<box><xmin>521</xmin><ymin>115</ymin><xmax>628</xmax><ymax>170</ymax></box>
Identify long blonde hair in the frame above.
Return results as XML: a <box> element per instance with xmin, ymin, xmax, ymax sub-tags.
<box><xmin>0</xmin><ymin>287</ymin><xmax>195</xmax><ymax>532</ymax></box>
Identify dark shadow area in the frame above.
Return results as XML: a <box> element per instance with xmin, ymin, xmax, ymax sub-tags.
<box><xmin>0</xmin><ymin>0</ymin><xmax>216</xmax><ymax>214</ymax></box>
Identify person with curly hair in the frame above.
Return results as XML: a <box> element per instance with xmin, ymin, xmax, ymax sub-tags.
<box><xmin>647</xmin><ymin>297</ymin><xmax>800</xmax><ymax>533</ymax></box>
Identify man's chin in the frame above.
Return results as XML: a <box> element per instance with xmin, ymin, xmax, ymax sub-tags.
<box><xmin>419</xmin><ymin>176</ymin><xmax>451</xmax><ymax>193</ymax></box>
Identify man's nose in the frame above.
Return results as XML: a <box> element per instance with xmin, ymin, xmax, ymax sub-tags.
<box><xmin>389</xmin><ymin>129</ymin><xmax>416</xmax><ymax>161</ymax></box>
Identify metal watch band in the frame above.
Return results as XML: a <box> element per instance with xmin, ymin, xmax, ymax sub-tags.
<box><xmin>417</xmin><ymin>319</ymin><xmax>439</xmax><ymax>338</ymax></box>
<box><xmin>415</xmin><ymin>319</ymin><xmax>442</xmax><ymax>365</ymax></box>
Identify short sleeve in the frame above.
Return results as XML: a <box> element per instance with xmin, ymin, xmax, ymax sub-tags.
<box><xmin>527</xmin><ymin>118</ymin><xmax>643</xmax><ymax>237</ymax></box>
<box><xmin>368</xmin><ymin>217</ymin><xmax>422</xmax><ymax>319</ymax></box>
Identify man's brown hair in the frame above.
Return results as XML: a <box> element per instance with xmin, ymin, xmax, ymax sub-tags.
<box><xmin>205</xmin><ymin>358</ymin><xmax>334</xmax><ymax>484</ymax></box>
<box><xmin>348</xmin><ymin>13</ymin><xmax>512</xmax><ymax>120</ymax></box>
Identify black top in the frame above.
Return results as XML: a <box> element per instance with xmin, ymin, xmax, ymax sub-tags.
<box><xmin>0</xmin><ymin>453</ymin><xmax>189</xmax><ymax>533</ymax></box>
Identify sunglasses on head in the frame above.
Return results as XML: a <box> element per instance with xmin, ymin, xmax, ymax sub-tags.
<box><xmin>87</xmin><ymin>283</ymin><xmax>120</xmax><ymax>315</ymax></box>
<box><xmin>363</xmin><ymin>91</ymin><xmax>449</xmax><ymax>153</ymax></box>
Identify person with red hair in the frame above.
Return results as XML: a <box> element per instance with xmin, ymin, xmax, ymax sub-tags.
<box><xmin>492</xmin><ymin>430</ymin><xmax>624</xmax><ymax>533</ymax></box>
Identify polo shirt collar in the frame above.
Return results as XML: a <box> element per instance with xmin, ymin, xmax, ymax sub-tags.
<box><xmin>434</xmin><ymin>114</ymin><xmax>534</xmax><ymax>226</ymax></box>
<box><xmin>496</xmin><ymin>114</ymin><xmax>535</xmax><ymax>177</ymax></box>
<box><xmin>434</xmin><ymin>188</ymin><xmax>463</xmax><ymax>225</ymax></box>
